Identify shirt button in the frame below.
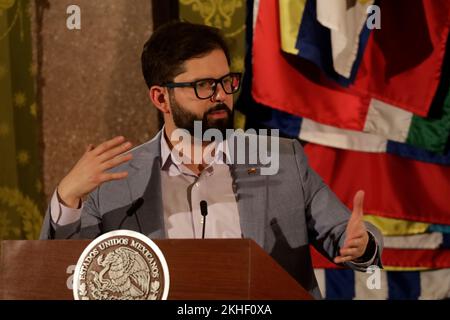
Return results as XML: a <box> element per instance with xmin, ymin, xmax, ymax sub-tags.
<box><xmin>195</xmin><ymin>183</ymin><xmax>199</xmax><ymax>187</ymax></box>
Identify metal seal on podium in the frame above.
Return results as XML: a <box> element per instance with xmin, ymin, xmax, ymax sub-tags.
<box><xmin>73</xmin><ymin>230</ymin><xmax>170</xmax><ymax>300</ymax></box>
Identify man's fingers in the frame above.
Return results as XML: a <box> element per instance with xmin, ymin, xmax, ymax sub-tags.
<box><xmin>334</xmin><ymin>255</ymin><xmax>355</xmax><ymax>264</ymax></box>
<box><xmin>344</xmin><ymin>231</ymin><xmax>366</xmax><ymax>245</ymax></box>
<box><xmin>100</xmin><ymin>171</ymin><xmax>129</xmax><ymax>183</ymax></box>
<box><xmin>352</xmin><ymin>190</ymin><xmax>365</xmax><ymax>218</ymax></box>
<box><xmin>101</xmin><ymin>153</ymin><xmax>133</xmax><ymax>171</ymax></box>
<box><xmin>340</xmin><ymin>247</ymin><xmax>359</xmax><ymax>257</ymax></box>
<box><xmin>345</xmin><ymin>220</ymin><xmax>367</xmax><ymax>242</ymax></box>
<box><xmin>92</xmin><ymin>136</ymin><xmax>125</xmax><ymax>156</ymax></box>
<box><xmin>343</xmin><ymin>237</ymin><xmax>364</xmax><ymax>249</ymax></box>
<box><xmin>98</xmin><ymin>141</ymin><xmax>133</xmax><ymax>163</ymax></box>
<box><xmin>345</xmin><ymin>191</ymin><xmax>366</xmax><ymax>239</ymax></box>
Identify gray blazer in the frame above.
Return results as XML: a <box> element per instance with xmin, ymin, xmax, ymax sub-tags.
<box><xmin>40</xmin><ymin>131</ymin><xmax>383</xmax><ymax>299</ymax></box>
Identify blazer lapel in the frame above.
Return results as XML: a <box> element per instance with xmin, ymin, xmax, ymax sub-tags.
<box><xmin>126</xmin><ymin>132</ymin><xmax>166</xmax><ymax>239</ymax></box>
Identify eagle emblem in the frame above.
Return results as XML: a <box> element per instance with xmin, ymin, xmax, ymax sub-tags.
<box><xmin>74</xmin><ymin>231</ymin><xmax>169</xmax><ymax>300</ymax></box>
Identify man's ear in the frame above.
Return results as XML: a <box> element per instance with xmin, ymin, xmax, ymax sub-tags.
<box><xmin>149</xmin><ymin>86</ymin><xmax>170</xmax><ymax>114</ymax></box>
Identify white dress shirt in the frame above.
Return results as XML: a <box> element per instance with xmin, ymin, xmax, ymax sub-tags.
<box><xmin>159</xmin><ymin>134</ymin><xmax>242</xmax><ymax>239</ymax></box>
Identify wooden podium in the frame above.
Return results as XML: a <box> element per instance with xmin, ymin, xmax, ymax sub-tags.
<box><xmin>0</xmin><ymin>239</ymin><xmax>313</xmax><ymax>300</ymax></box>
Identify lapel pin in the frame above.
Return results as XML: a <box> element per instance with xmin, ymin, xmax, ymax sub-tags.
<box><xmin>247</xmin><ymin>167</ymin><xmax>257</xmax><ymax>175</ymax></box>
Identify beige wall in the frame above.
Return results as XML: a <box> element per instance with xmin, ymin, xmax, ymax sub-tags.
<box><xmin>35</xmin><ymin>0</ymin><xmax>159</xmax><ymax>199</ymax></box>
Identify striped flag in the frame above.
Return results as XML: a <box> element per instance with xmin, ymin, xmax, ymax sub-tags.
<box><xmin>239</xmin><ymin>0</ymin><xmax>450</xmax><ymax>299</ymax></box>
<box><xmin>313</xmin><ymin>268</ymin><xmax>450</xmax><ymax>300</ymax></box>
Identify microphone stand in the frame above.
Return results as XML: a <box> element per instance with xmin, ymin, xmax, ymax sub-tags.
<box><xmin>200</xmin><ymin>200</ymin><xmax>208</xmax><ymax>239</ymax></box>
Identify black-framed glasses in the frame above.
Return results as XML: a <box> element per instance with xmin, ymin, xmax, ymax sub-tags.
<box><xmin>164</xmin><ymin>72</ymin><xmax>242</xmax><ymax>100</ymax></box>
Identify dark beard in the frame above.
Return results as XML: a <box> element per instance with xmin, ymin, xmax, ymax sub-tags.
<box><xmin>170</xmin><ymin>94</ymin><xmax>233</xmax><ymax>138</ymax></box>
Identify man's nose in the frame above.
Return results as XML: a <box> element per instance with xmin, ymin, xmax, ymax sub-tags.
<box><xmin>210</xmin><ymin>83</ymin><xmax>226</xmax><ymax>102</ymax></box>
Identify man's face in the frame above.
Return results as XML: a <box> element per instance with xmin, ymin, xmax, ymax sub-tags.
<box><xmin>167</xmin><ymin>49</ymin><xmax>234</xmax><ymax>137</ymax></box>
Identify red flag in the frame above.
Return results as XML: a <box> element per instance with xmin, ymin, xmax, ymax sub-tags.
<box><xmin>252</xmin><ymin>0</ymin><xmax>370</xmax><ymax>131</ymax></box>
<box><xmin>350</xmin><ymin>0</ymin><xmax>450</xmax><ymax>117</ymax></box>
<box><xmin>304</xmin><ymin>143</ymin><xmax>450</xmax><ymax>225</ymax></box>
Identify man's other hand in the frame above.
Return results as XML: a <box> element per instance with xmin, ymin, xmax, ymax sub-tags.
<box><xmin>334</xmin><ymin>190</ymin><xmax>370</xmax><ymax>264</ymax></box>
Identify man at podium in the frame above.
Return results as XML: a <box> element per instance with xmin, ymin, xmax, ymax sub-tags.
<box><xmin>39</xmin><ymin>21</ymin><xmax>383</xmax><ymax>299</ymax></box>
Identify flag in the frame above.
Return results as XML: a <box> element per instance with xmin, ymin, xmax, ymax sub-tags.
<box><xmin>316</xmin><ymin>0</ymin><xmax>375</xmax><ymax>78</ymax></box>
<box><xmin>298</xmin><ymin>82</ymin><xmax>450</xmax><ymax>155</ymax></box>
<box><xmin>313</xmin><ymin>268</ymin><xmax>450</xmax><ymax>299</ymax></box>
<box><xmin>429</xmin><ymin>224</ymin><xmax>450</xmax><ymax>234</ymax></box>
<box><xmin>252</xmin><ymin>0</ymin><xmax>370</xmax><ymax>131</ymax></box>
<box><xmin>364</xmin><ymin>215</ymin><xmax>430</xmax><ymax>236</ymax></box>
<box><xmin>304</xmin><ymin>143</ymin><xmax>450</xmax><ymax>225</ymax></box>
<box><xmin>279</xmin><ymin>0</ymin><xmax>307</xmax><ymax>55</ymax></box>
<box><xmin>311</xmin><ymin>246</ymin><xmax>450</xmax><ymax>270</ymax></box>
<box><xmin>295</xmin><ymin>0</ymin><xmax>373</xmax><ymax>85</ymax></box>
<box><xmin>244</xmin><ymin>0</ymin><xmax>450</xmax><ymax>299</ymax></box>
<box><xmin>253</xmin><ymin>0</ymin><xmax>450</xmax><ymax>148</ymax></box>
<box><xmin>349</xmin><ymin>0</ymin><xmax>450</xmax><ymax>117</ymax></box>
<box><xmin>382</xmin><ymin>233</ymin><xmax>450</xmax><ymax>250</ymax></box>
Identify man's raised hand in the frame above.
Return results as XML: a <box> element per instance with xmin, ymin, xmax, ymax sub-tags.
<box><xmin>57</xmin><ymin>136</ymin><xmax>133</xmax><ymax>208</ymax></box>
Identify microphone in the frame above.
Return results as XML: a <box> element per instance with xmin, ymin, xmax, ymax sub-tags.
<box><xmin>126</xmin><ymin>197</ymin><xmax>144</xmax><ymax>217</ymax></box>
<box><xmin>200</xmin><ymin>200</ymin><xmax>208</xmax><ymax>239</ymax></box>
<box><xmin>119</xmin><ymin>197</ymin><xmax>144</xmax><ymax>233</ymax></box>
